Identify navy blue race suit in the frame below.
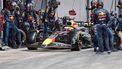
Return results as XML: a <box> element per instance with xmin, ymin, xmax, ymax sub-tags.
<box><xmin>93</xmin><ymin>8</ymin><xmax>111</xmax><ymax>52</ymax></box>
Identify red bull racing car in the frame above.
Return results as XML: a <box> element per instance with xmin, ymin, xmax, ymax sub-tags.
<box><xmin>26</xmin><ymin>19</ymin><xmax>92</xmax><ymax>51</ymax></box>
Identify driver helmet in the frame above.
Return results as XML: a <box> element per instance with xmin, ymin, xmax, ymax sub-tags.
<box><xmin>27</xmin><ymin>3</ymin><xmax>34</xmax><ymax>11</ymax></box>
<box><xmin>8</xmin><ymin>12</ymin><xmax>15</xmax><ymax>21</ymax></box>
<box><xmin>91</xmin><ymin>0</ymin><xmax>98</xmax><ymax>8</ymax></box>
<box><xmin>97</xmin><ymin>0</ymin><xmax>104</xmax><ymax>8</ymax></box>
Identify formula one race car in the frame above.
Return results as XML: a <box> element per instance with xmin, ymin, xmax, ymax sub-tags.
<box><xmin>41</xmin><ymin>20</ymin><xmax>92</xmax><ymax>51</ymax></box>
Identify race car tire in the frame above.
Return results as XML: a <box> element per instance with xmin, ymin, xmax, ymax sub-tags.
<box><xmin>71</xmin><ymin>41</ymin><xmax>80</xmax><ymax>51</ymax></box>
<box><xmin>71</xmin><ymin>32</ymin><xmax>81</xmax><ymax>51</ymax></box>
<box><xmin>18</xmin><ymin>29</ymin><xmax>26</xmax><ymax>43</ymax></box>
<box><xmin>27</xmin><ymin>31</ymin><xmax>37</xmax><ymax>44</ymax></box>
<box><xmin>71</xmin><ymin>37</ymin><xmax>81</xmax><ymax>51</ymax></box>
<box><xmin>27</xmin><ymin>46</ymin><xmax>38</xmax><ymax>50</ymax></box>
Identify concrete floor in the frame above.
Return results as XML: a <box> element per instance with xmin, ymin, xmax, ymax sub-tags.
<box><xmin>0</xmin><ymin>48</ymin><xmax>122</xmax><ymax>69</ymax></box>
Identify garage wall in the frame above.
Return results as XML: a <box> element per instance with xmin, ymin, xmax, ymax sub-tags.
<box><xmin>57</xmin><ymin>0</ymin><xmax>116</xmax><ymax>21</ymax></box>
<box><xmin>0</xmin><ymin>0</ymin><xmax>3</xmax><ymax>10</ymax></box>
<box><xmin>34</xmin><ymin>0</ymin><xmax>117</xmax><ymax>21</ymax></box>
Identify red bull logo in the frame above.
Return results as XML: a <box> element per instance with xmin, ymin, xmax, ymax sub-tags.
<box><xmin>98</xmin><ymin>12</ymin><xmax>106</xmax><ymax>21</ymax></box>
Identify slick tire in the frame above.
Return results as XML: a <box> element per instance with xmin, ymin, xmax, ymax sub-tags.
<box><xmin>18</xmin><ymin>29</ymin><xmax>26</xmax><ymax>43</ymax></box>
<box><xmin>27</xmin><ymin>31</ymin><xmax>37</xmax><ymax>44</ymax></box>
<box><xmin>27</xmin><ymin>46</ymin><xmax>38</xmax><ymax>50</ymax></box>
<box><xmin>71</xmin><ymin>41</ymin><xmax>80</xmax><ymax>51</ymax></box>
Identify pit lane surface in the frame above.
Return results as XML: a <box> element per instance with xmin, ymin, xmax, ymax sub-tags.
<box><xmin>0</xmin><ymin>48</ymin><xmax>122</xmax><ymax>69</ymax></box>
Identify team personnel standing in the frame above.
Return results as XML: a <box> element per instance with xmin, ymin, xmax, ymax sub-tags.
<box><xmin>93</xmin><ymin>0</ymin><xmax>111</xmax><ymax>54</ymax></box>
<box><xmin>117</xmin><ymin>0</ymin><xmax>122</xmax><ymax>50</ymax></box>
<box><xmin>87</xmin><ymin>0</ymin><xmax>99</xmax><ymax>52</ymax></box>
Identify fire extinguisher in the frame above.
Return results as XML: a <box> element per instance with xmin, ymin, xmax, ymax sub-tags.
<box><xmin>0</xmin><ymin>16</ymin><xmax>4</xmax><ymax>31</ymax></box>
